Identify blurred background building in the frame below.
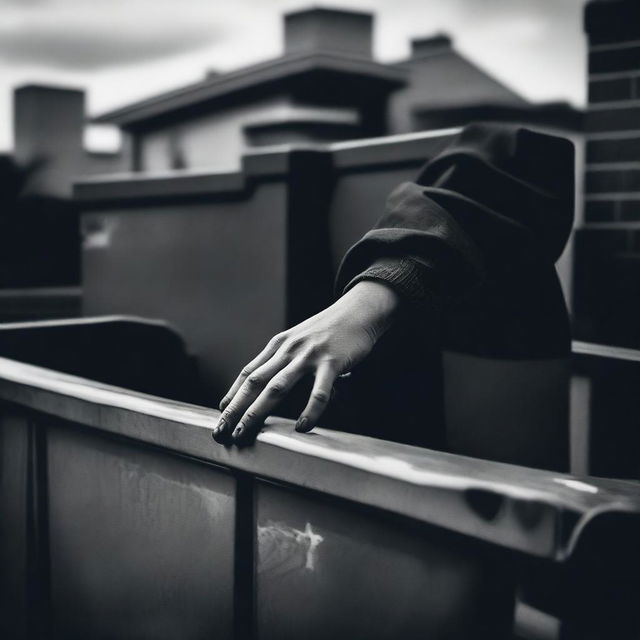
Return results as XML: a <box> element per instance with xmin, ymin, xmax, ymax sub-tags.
<box><xmin>2</xmin><ymin>0</ymin><xmax>637</xmax><ymax>358</ymax></box>
<box><xmin>8</xmin><ymin>7</ymin><xmax>582</xmax><ymax>179</ymax></box>
<box><xmin>0</xmin><ymin>4</ymin><xmax>586</xmax><ymax>323</ymax></box>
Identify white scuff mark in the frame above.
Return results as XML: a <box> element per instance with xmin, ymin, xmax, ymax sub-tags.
<box><xmin>296</xmin><ymin>522</ymin><xmax>324</xmax><ymax>570</ymax></box>
<box><xmin>258</xmin><ymin>520</ymin><xmax>324</xmax><ymax>574</ymax></box>
<box><xmin>553</xmin><ymin>478</ymin><xmax>599</xmax><ymax>494</ymax></box>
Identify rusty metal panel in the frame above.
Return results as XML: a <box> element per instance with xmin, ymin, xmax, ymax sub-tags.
<box><xmin>47</xmin><ymin>423</ymin><xmax>235</xmax><ymax>640</ymax></box>
<box><xmin>255</xmin><ymin>481</ymin><xmax>515</xmax><ymax>640</ymax></box>
<box><xmin>0</xmin><ymin>411</ymin><xmax>30</xmax><ymax>640</ymax></box>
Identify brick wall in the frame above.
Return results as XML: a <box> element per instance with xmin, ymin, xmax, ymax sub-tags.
<box><xmin>574</xmin><ymin>0</ymin><xmax>640</xmax><ymax>346</ymax></box>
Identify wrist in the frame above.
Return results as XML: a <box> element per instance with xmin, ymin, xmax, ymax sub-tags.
<box><xmin>340</xmin><ymin>280</ymin><xmax>400</xmax><ymax>339</ymax></box>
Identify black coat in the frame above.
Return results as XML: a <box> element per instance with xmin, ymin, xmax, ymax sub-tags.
<box><xmin>330</xmin><ymin>123</ymin><xmax>575</xmax><ymax>469</ymax></box>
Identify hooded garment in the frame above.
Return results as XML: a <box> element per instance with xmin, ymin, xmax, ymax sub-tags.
<box><xmin>330</xmin><ymin>123</ymin><xmax>574</xmax><ymax>470</ymax></box>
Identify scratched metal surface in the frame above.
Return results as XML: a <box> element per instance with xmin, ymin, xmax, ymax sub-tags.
<box><xmin>0</xmin><ymin>356</ymin><xmax>639</xmax><ymax>562</ymax></box>
<box><xmin>46</xmin><ymin>423</ymin><xmax>235</xmax><ymax>640</ymax></box>
<box><xmin>255</xmin><ymin>481</ymin><xmax>515</xmax><ymax>640</ymax></box>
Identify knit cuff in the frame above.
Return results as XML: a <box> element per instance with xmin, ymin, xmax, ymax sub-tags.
<box><xmin>342</xmin><ymin>256</ymin><xmax>441</xmax><ymax>313</ymax></box>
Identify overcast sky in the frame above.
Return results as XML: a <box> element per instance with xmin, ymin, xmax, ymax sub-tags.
<box><xmin>0</xmin><ymin>0</ymin><xmax>587</xmax><ymax>151</ymax></box>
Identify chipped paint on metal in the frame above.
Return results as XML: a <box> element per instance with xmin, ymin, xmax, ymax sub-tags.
<box><xmin>258</xmin><ymin>520</ymin><xmax>324</xmax><ymax>575</ymax></box>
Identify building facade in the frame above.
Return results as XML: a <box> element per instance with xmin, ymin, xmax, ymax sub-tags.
<box><xmin>93</xmin><ymin>7</ymin><xmax>576</xmax><ymax>174</ymax></box>
<box><xmin>10</xmin><ymin>7</ymin><xmax>583</xmax><ymax>188</ymax></box>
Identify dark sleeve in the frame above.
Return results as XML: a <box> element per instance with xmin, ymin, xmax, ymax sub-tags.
<box><xmin>335</xmin><ymin>123</ymin><xmax>575</xmax><ymax>306</ymax></box>
<box><xmin>342</xmin><ymin>256</ymin><xmax>442</xmax><ymax>312</ymax></box>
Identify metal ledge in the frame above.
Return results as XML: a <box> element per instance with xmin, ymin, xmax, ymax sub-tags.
<box><xmin>0</xmin><ymin>355</ymin><xmax>638</xmax><ymax>562</ymax></box>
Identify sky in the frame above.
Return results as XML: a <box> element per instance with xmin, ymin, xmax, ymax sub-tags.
<box><xmin>0</xmin><ymin>0</ymin><xmax>588</xmax><ymax>152</ymax></box>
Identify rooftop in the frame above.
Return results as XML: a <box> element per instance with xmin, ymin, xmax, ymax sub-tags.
<box><xmin>94</xmin><ymin>51</ymin><xmax>407</xmax><ymax>129</ymax></box>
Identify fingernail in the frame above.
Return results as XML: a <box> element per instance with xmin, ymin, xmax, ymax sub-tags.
<box><xmin>219</xmin><ymin>398</ymin><xmax>229</xmax><ymax>411</ymax></box>
<box><xmin>232</xmin><ymin>427</ymin><xmax>243</xmax><ymax>440</ymax></box>
<box><xmin>295</xmin><ymin>417</ymin><xmax>308</xmax><ymax>432</ymax></box>
<box><xmin>211</xmin><ymin>418</ymin><xmax>226</xmax><ymax>442</ymax></box>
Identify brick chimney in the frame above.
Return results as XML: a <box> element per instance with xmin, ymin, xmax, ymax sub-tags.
<box><xmin>574</xmin><ymin>0</ymin><xmax>640</xmax><ymax>347</ymax></box>
<box><xmin>14</xmin><ymin>85</ymin><xmax>85</xmax><ymax>197</ymax></box>
<box><xmin>410</xmin><ymin>34</ymin><xmax>452</xmax><ymax>58</ymax></box>
<box><xmin>284</xmin><ymin>7</ymin><xmax>373</xmax><ymax>59</ymax></box>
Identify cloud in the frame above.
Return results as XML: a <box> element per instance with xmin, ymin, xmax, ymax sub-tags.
<box><xmin>0</xmin><ymin>0</ymin><xmax>225</xmax><ymax>69</ymax></box>
<box><xmin>0</xmin><ymin>28</ymin><xmax>222</xmax><ymax>69</ymax></box>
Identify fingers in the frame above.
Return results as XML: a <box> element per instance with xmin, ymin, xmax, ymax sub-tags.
<box><xmin>212</xmin><ymin>354</ymin><xmax>288</xmax><ymax>443</ymax></box>
<box><xmin>219</xmin><ymin>334</ymin><xmax>285</xmax><ymax>411</ymax></box>
<box><xmin>213</xmin><ymin>356</ymin><xmax>304</xmax><ymax>444</ymax></box>
<box><xmin>230</xmin><ymin>359</ymin><xmax>306</xmax><ymax>446</ymax></box>
<box><xmin>295</xmin><ymin>362</ymin><xmax>337</xmax><ymax>433</ymax></box>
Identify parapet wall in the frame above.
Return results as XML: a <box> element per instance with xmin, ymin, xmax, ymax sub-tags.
<box><xmin>75</xmin><ymin>131</ymin><xmax>458</xmax><ymax>399</ymax></box>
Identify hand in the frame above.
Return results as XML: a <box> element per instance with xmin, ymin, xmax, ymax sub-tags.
<box><xmin>212</xmin><ymin>280</ymin><xmax>400</xmax><ymax>445</ymax></box>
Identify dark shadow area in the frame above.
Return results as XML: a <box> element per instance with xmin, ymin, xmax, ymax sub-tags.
<box><xmin>0</xmin><ymin>156</ymin><xmax>80</xmax><ymax>288</ymax></box>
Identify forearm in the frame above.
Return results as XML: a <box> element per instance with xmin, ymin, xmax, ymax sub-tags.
<box><xmin>337</xmin><ymin>279</ymin><xmax>401</xmax><ymax>342</ymax></box>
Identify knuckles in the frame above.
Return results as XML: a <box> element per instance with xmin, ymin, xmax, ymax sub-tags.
<box><xmin>245</xmin><ymin>374</ymin><xmax>266</xmax><ymax>389</ymax></box>
<box><xmin>270</xmin><ymin>332</ymin><xmax>287</xmax><ymax>347</ymax></box>
<box><xmin>280</xmin><ymin>336</ymin><xmax>332</xmax><ymax>360</ymax></box>
<box><xmin>304</xmin><ymin>341</ymin><xmax>323</xmax><ymax>357</ymax></box>
<box><xmin>242</xmin><ymin>410</ymin><xmax>258</xmax><ymax>424</ymax></box>
<box><xmin>220</xmin><ymin>410</ymin><xmax>234</xmax><ymax>423</ymax></box>
<box><xmin>311</xmin><ymin>390</ymin><xmax>330</xmax><ymax>404</ymax></box>
<box><xmin>321</xmin><ymin>355</ymin><xmax>341</xmax><ymax>369</ymax></box>
<box><xmin>266</xmin><ymin>381</ymin><xmax>287</xmax><ymax>396</ymax></box>
<box><xmin>281</xmin><ymin>336</ymin><xmax>305</xmax><ymax>354</ymax></box>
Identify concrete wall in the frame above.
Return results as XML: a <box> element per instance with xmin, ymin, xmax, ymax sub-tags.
<box><xmin>139</xmin><ymin>96</ymin><xmax>292</xmax><ymax>173</ymax></box>
<box><xmin>80</xmin><ymin>174</ymin><xmax>288</xmax><ymax>399</ymax></box>
<box><xmin>77</xmin><ymin>136</ymin><xmax>458</xmax><ymax>398</ymax></box>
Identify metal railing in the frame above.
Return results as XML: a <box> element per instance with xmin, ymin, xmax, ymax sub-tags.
<box><xmin>1</xmin><ymin>344</ymin><xmax>639</xmax><ymax>638</ymax></box>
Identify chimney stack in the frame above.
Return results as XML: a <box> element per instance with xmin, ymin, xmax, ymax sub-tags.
<box><xmin>284</xmin><ymin>8</ymin><xmax>373</xmax><ymax>59</ymax></box>
<box><xmin>14</xmin><ymin>85</ymin><xmax>85</xmax><ymax>197</ymax></box>
<box><xmin>410</xmin><ymin>34</ymin><xmax>452</xmax><ymax>58</ymax></box>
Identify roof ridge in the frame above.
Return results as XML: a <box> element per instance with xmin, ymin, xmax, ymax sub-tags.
<box><xmin>94</xmin><ymin>51</ymin><xmax>407</xmax><ymax>126</ymax></box>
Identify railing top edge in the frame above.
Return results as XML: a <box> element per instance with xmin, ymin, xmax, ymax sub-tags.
<box><xmin>0</xmin><ymin>355</ymin><xmax>638</xmax><ymax>561</ymax></box>
<box><xmin>572</xmin><ymin>340</ymin><xmax>640</xmax><ymax>364</ymax></box>
<box><xmin>0</xmin><ymin>314</ymin><xmax>170</xmax><ymax>332</ymax></box>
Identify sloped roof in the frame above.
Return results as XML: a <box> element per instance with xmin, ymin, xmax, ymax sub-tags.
<box><xmin>94</xmin><ymin>51</ymin><xmax>407</xmax><ymax>128</ymax></box>
<box><xmin>394</xmin><ymin>47</ymin><xmax>528</xmax><ymax>111</ymax></box>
